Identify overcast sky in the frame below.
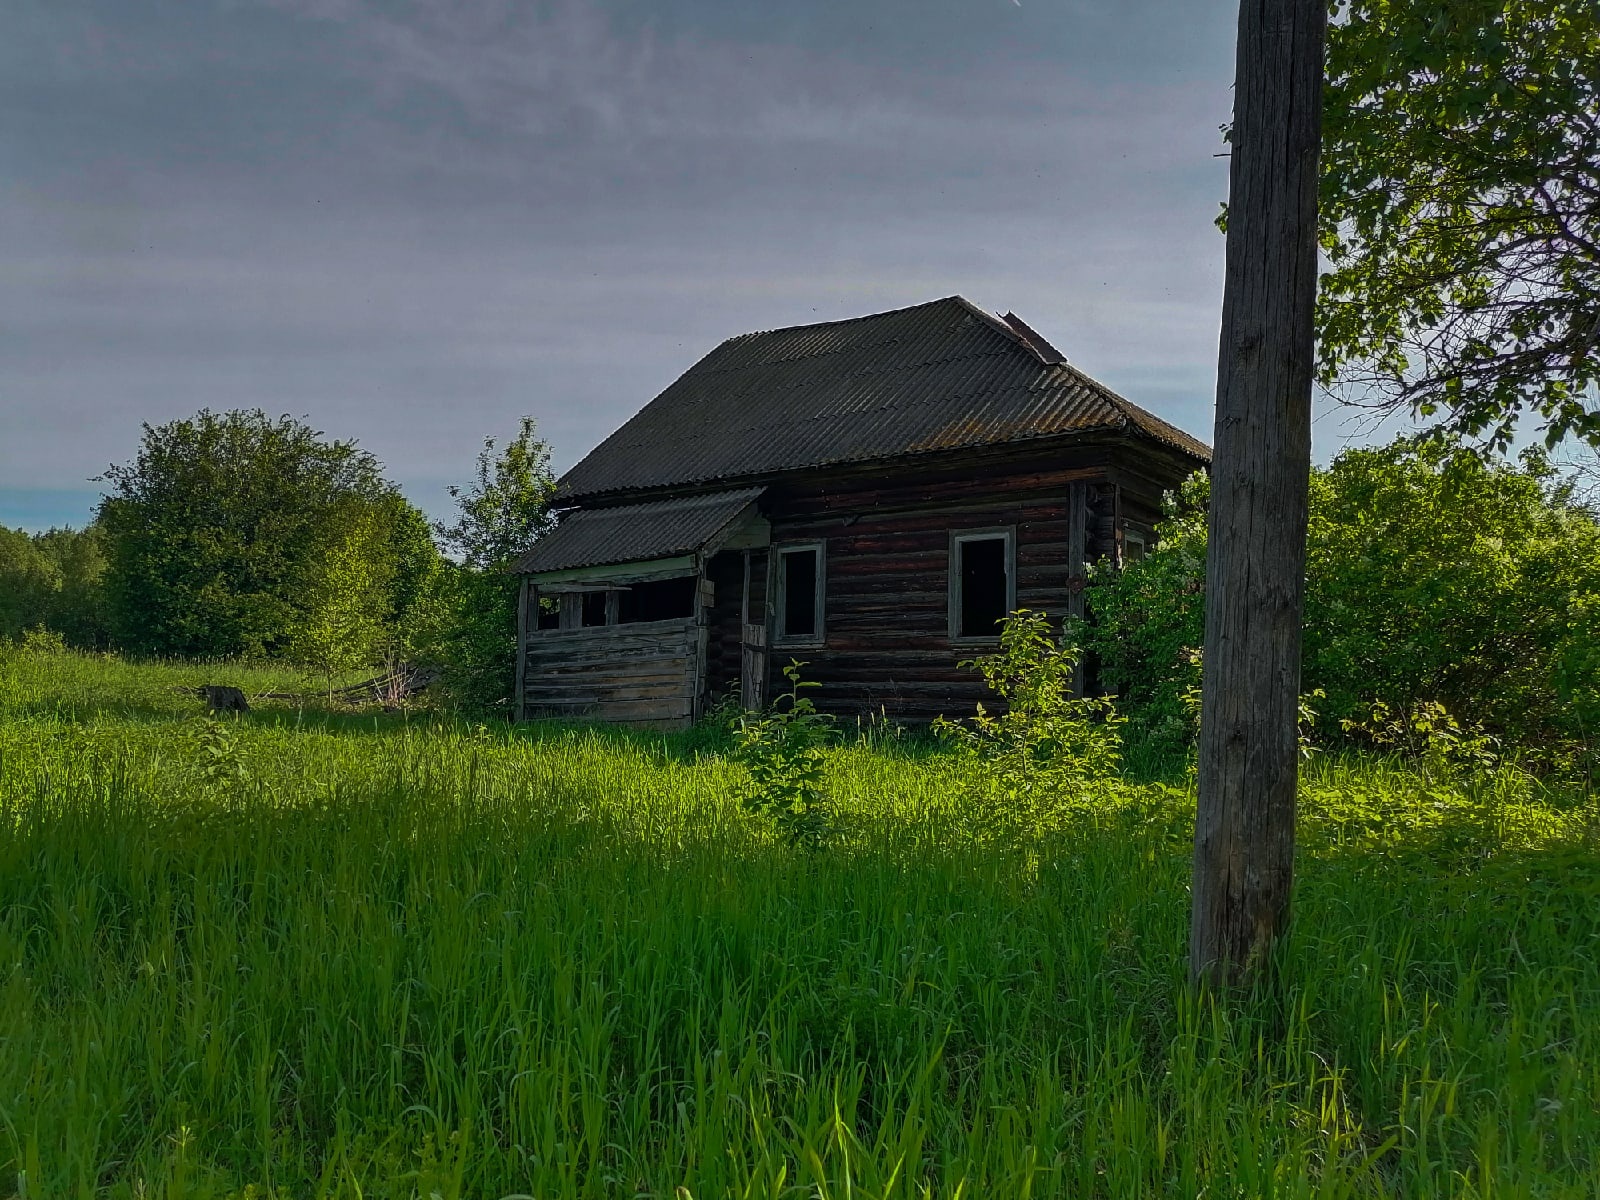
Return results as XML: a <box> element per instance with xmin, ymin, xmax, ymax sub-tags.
<box><xmin>2</xmin><ymin>0</ymin><xmax>1371</xmax><ymax>532</ymax></box>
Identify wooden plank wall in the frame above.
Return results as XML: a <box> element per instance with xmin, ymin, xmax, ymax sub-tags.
<box><xmin>522</xmin><ymin>618</ymin><xmax>700</xmax><ymax>728</ymax></box>
<box><xmin>728</xmin><ymin>454</ymin><xmax>1119</xmax><ymax>724</ymax></box>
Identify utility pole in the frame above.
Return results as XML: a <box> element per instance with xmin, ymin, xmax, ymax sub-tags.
<box><xmin>1191</xmin><ymin>0</ymin><xmax>1326</xmax><ymax>985</ymax></box>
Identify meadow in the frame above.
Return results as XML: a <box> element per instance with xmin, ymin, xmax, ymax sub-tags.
<box><xmin>1</xmin><ymin>648</ymin><xmax>1596</xmax><ymax>1198</ymax></box>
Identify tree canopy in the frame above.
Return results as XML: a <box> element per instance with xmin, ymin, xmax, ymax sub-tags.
<box><xmin>1319</xmin><ymin>0</ymin><xmax>1600</xmax><ymax>450</ymax></box>
<box><xmin>97</xmin><ymin>410</ymin><xmax>436</xmax><ymax>660</ymax></box>
<box><xmin>1087</xmin><ymin>441</ymin><xmax>1600</xmax><ymax>761</ymax></box>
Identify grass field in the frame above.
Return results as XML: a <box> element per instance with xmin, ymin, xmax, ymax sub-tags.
<box><xmin>1</xmin><ymin>648</ymin><xmax>1597</xmax><ymax>1198</ymax></box>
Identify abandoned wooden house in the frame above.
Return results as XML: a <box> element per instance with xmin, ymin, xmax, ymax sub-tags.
<box><xmin>512</xmin><ymin>296</ymin><xmax>1210</xmax><ymax>727</ymax></box>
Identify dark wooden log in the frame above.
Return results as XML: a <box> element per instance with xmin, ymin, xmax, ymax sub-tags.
<box><xmin>1191</xmin><ymin>0</ymin><xmax>1325</xmax><ymax>985</ymax></box>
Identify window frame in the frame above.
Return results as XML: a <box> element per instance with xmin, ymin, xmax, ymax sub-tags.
<box><xmin>772</xmin><ymin>540</ymin><xmax>827</xmax><ymax>648</ymax></box>
<box><xmin>948</xmin><ymin>526</ymin><xmax>1016</xmax><ymax>645</ymax></box>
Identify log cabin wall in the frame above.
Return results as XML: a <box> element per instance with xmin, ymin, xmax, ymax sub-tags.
<box><xmin>697</xmin><ymin>441</ymin><xmax>1177</xmax><ymax>724</ymax></box>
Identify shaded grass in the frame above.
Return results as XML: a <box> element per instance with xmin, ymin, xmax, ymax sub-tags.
<box><xmin>0</xmin><ymin>649</ymin><xmax>1596</xmax><ymax>1197</ymax></box>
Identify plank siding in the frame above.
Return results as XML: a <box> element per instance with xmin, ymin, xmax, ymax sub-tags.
<box><xmin>523</xmin><ymin>619</ymin><xmax>699</xmax><ymax>727</ymax></box>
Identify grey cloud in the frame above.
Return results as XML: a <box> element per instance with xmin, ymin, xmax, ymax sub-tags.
<box><xmin>2</xmin><ymin>0</ymin><xmax>1251</xmax><ymax>532</ymax></box>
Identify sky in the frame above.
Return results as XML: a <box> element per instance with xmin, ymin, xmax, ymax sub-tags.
<box><xmin>2</xmin><ymin>0</ymin><xmax>1378</xmax><ymax>533</ymax></box>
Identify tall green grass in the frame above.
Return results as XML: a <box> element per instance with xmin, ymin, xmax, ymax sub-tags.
<box><xmin>0</xmin><ymin>648</ymin><xmax>1596</xmax><ymax>1197</ymax></box>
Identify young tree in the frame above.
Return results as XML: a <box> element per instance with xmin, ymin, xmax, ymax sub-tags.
<box><xmin>425</xmin><ymin>418</ymin><xmax>558</xmax><ymax>711</ymax></box>
<box><xmin>435</xmin><ymin>416</ymin><xmax>559</xmax><ymax>569</ymax></box>
<box><xmin>1319</xmin><ymin>0</ymin><xmax>1600</xmax><ymax>451</ymax></box>
<box><xmin>1192</xmin><ymin>0</ymin><xmax>1326</xmax><ymax>984</ymax></box>
<box><xmin>291</xmin><ymin>504</ymin><xmax>395</xmax><ymax>699</ymax></box>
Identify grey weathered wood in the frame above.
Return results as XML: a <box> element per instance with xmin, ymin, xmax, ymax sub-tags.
<box><xmin>515</xmin><ymin>580</ymin><xmax>531</xmax><ymax>723</ymax></box>
<box><xmin>1191</xmin><ymin>0</ymin><xmax>1325</xmax><ymax>985</ymax></box>
<box><xmin>1066</xmin><ymin>480</ymin><xmax>1089</xmax><ymax>695</ymax></box>
<box><xmin>741</xmin><ymin>622</ymin><xmax>767</xmax><ymax>710</ymax></box>
<box><xmin>522</xmin><ymin>616</ymin><xmax>701</xmax><ymax>728</ymax></box>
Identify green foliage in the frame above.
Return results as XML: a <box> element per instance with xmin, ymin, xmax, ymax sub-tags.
<box><xmin>1304</xmin><ymin>440</ymin><xmax>1600</xmax><ymax>753</ymax></box>
<box><xmin>1089</xmin><ymin>441</ymin><xmax>1600</xmax><ymax>765</ymax></box>
<box><xmin>192</xmin><ymin>716</ymin><xmax>249</xmax><ymax>790</ymax></box>
<box><xmin>733</xmin><ymin>660</ymin><xmax>835</xmax><ymax>848</ymax></box>
<box><xmin>1081</xmin><ymin>477</ymin><xmax>1208</xmax><ymax>757</ymax></box>
<box><xmin>423</xmin><ymin>418</ymin><xmax>558</xmax><ymax>713</ymax></box>
<box><xmin>289</xmin><ymin>504</ymin><xmax>397</xmax><ymax>697</ymax></box>
<box><xmin>1339</xmin><ymin>698</ymin><xmax>1503</xmax><ymax>784</ymax></box>
<box><xmin>936</xmin><ymin>610</ymin><xmax>1125</xmax><ymax>843</ymax></box>
<box><xmin>0</xmin><ymin>523</ymin><xmax>108</xmax><ymax>647</ymax></box>
<box><xmin>96</xmin><ymin>409</ymin><xmax>435</xmax><ymax>662</ymax></box>
<box><xmin>1319</xmin><ymin>0</ymin><xmax>1600</xmax><ymax>450</ymax></box>
<box><xmin>433</xmin><ymin>416</ymin><xmax>558</xmax><ymax>572</ymax></box>
<box><xmin>2</xmin><ymin>649</ymin><xmax>1597</xmax><ymax>1196</ymax></box>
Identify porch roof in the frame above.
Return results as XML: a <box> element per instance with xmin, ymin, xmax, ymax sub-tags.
<box><xmin>512</xmin><ymin>487</ymin><xmax>765</xmax><ymax>576</ymax></box>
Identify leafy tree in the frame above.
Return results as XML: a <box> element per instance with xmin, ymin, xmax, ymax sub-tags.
<box><xmin>0</xmin><ymin>524</ymin><xmax>108</xmax><ymax>646</ymax></box>
<box><xmin>0</xmin><ymin>526</ymin><xmax>58</xmax><ymax>641</ymax></box>
<box><xmin>97</xmin><ymin>410</ymin><xmax>432</xmax><ymax>659</ymax></box>
<box><xmin>435</xmin><ymin>416</ymin><xmax>559</xmax><ymax>570</ymax></box>
<box><xmin>1319</xmin><ymin>0</ymin><xmax>1600</xmax><ymax>450</ymax></box>
<box><xmin>423</xmin><ymin>418</ymin><xmax>558</xmax><ymax>711</ymax></box>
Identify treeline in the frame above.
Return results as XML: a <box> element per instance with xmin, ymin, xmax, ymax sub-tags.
<box><xmin>1</xmin><ymin>409</ymin><xmax>554</xmax><ymax>712</ymax></box>
<box><xmin>1085</xmin><ymin>439</ymin><xmax>1600</xmax><ymax>765</ymax></box>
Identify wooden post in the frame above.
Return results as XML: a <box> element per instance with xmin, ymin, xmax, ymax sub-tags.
<box><xmin>514</xmin><ymin>580</ymin><xmax>531</xmax><ymax>723</ymax></box>
<box><xmin>1191</xmin><ymin>0</ymin><xmax>1324</xmax><ymax>987</ymax></box>
<box><xmin>1066</xmin><ymin>481</ymin><xmax>1089</xmax><ymax>695</ymax></box>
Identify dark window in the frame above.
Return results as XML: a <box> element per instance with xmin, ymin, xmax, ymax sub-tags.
<box><xmin>581</xmin><ymin>590</ymin><xmax>609</xmax><ymax>627</ymax></box>
<box><xmin>957</xmin><ymin>536</ymin><xmax>1009</xmax><ymax>639</ymax></box>
<box><xmin>536</xmin><ymin>596</ymin><xmax>560</xmax><ymax>629</ymax></box>
<box><xmin>619</xmin><ymin>576</ymin><xmax>696</xmax><ymax>623</ymax></box>
<box><xmin>779</xmin><ymin>547</ymin><xmax>820</xmax><ymax>641</ymax></box>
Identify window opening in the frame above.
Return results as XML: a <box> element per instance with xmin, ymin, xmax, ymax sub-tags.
<box><xmin>535</xmin><ymin>596</ymin><xmax>560</xmax><ymax>630</ymax></box>
<box><xmin>953</xmin><ymin>533</ymin><xmax>1012</xmax><ymax>640</ymax></box>
<box><xmin>619</xmin><ymin>576</ymin><xmax>696</xmax><ymax>623</ymax></box>
<box><xmin>777</xmin><ymin>545</ymin><xmax>822</xmax><ymax>642</ymax></box>
<box><xmin>580</xmin><ymin>590</ymin><xmax>609</xmax><ymax>627</ymax></box>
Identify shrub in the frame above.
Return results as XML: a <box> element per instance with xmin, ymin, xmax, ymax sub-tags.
<box><xmin>1086</xmin><ymin>439</ymin><xmax>1600</xmax><ymax>766</ymax></box>
<box><xmin>935</xmin><ymin>610</ymin><xmax>1125</xmax><ymax>844</ymax></box>
<box><xmin>733</xmin><ymin>660</ymin><xmax>835</xmax><ymax>848</ymax></box>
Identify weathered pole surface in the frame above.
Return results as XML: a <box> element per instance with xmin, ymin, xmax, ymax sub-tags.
<box><xmin>1191</xmin><ymin>0</ymin><xmax>1325</xmax><ymax>985</ymax></box>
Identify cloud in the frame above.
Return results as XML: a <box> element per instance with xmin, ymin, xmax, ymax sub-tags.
<box><xmin>2</xmin><ymin>0</ymin><xmax>1245</xmax><ymax>529</ymax></box>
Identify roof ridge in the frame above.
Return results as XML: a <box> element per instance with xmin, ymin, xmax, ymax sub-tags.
<box><xmin>719</xmin><ymin>295</ymin><xmax>973</xmax><ymax>345</ymax></box>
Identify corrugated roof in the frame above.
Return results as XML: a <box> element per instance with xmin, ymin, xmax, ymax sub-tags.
<box><xmin>558</xmin><ymin>296</ymin><xmax>1209</xmax><ymax>501</ymax></box>
<box><xmin>513</xmin><ymin>487</ymin><xmax>764</xmax><ymax>575</ymax></box>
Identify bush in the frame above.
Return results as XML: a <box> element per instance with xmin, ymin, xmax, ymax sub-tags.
<box><xmin>1085</xmin><ymin>439</ymin><xmax>1600</xmax><ymax>766</ymax></box>
<box><xmin>935</xmin><ymin>610</ymin><xmax>1126</xmax><ymax>845</ymax></box>
<box><xmin>733</xmin><ymin>660</ymin><xmax>836</xmax><ymax>848</ymax></box>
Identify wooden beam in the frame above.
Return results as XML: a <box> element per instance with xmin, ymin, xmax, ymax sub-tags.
<box><xmin>1066</xmin><ymin>480</ymin><xmax>1089</xmax><ymax>696</ymax></box>
<box><xmin>515</xmin><ymin>580</ymin><xmax>531</xmax><ymax>722</ymax></box>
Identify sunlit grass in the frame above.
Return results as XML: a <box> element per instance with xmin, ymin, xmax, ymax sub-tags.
<box><xmin>0</xmin><ymin>647</ymin><xmax>1596</xmax><ymax>1197</ymax></box>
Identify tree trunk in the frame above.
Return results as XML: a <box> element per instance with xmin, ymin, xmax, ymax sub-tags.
<box><xmin>1191</xmin><ymin>0</ymin><xmax>1325</xmax><ymax>985</ymax></box>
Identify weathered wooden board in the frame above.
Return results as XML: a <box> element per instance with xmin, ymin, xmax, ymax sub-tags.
<box><xmin>522</xmin><ymin>618</ymin><xmax>700</xmax><ymax>728</ymax></box>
